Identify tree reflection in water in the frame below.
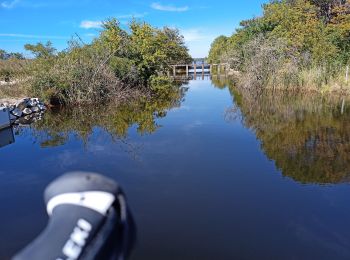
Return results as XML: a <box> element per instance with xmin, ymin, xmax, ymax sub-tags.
<box><xmin>215</xmin><ymin>79</ymin><xmax>350</xmax><ymax>185</ymax></box>
<box><xmin>25</xmin><ymin>83</ymin><xmax>188</xmax><ymax>154</ymax></box>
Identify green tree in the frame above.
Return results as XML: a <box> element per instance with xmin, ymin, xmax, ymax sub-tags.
<box><xmin>207</xmin><ymin>36</ymin><xmax>229</xmax><ymax>63</ymax></box>
<box><xmin>24</xmin><ymin>41</ymin><xmax>56</xmax><ymax>58</ymax></box>
<box><xmin>129</xmin><ymin>20</ymin><xmax>191</xmax><ymax>81</ymax></box>
<box><xmin>24</xmin><ymin>18</ymin><xmax>191</xmax><ymax>104</ymax></box>
<box><xmin>0</xmin><ymin>49</ymin><xmax>6</xmax><ymax>60</ymax></box>
<box><xmin>208</xmin><ymin>0</ymin><xmax>350</xmax><ymax>90</ymax></box>
<box><xmin>8</xmin><ymin>52</ymin><xmax>25</xmax><ymax>59</ymax></box>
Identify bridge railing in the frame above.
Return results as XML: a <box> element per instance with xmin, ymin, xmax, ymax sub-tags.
<box><xmin>168</xmin><ymin>63</ymin><xmax>230</xmax><ymax>77</ymax></box>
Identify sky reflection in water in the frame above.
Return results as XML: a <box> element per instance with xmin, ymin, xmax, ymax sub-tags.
<box><xmin>1</xmin><ymin>78</ymin><xmax>350</xmax><ymax>259</ymax></box>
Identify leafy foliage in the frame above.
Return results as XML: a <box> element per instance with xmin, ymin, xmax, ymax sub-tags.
<box><xmin>23</xmin><ymin>19</ymin><xmax>192</xmax><ymax>104</ymax></box>
<box><xmin>208</xmin><ymin>0</ymin><xmax>350</xmax><ymax>90</ymax></box>
<box><xmin>24</xmin><ymin>41</ymin><xmax>56</xmax><ymax>58</ymax></box>
<box><xmin>0</xmin><ymin>49</ymin><xmax>25</xmax><ymax>60</ymax></box>
<box><xmin>207</xmin><ymin>36</ymin><xmax>229</xmax><ymax>64</ymax></box>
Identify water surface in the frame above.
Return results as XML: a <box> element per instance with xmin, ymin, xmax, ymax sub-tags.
<box><xmin>1</xmin><ymin>78</ymin><xmax>350</xmax><ymax>259</ymax></box>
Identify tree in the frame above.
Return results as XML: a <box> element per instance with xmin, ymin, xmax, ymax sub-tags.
<box><xmin>8</xmin><ymin>52</ymin><xmax>25</xmax><ymax>59</ymax></box>
<box><xmin>207</xmin><ymin>36</ymin><xmax>229</xmax><ymax>63</ymax></box>
<box><xmin>24</xmin><ymin>41</ymin><xmax>56</xmax><ymax>58</ymax></box>
<box><xmin>0</xmin><ymin>49</ymin><xmax>6</xmax><ymax>60</ymax></box>
<box><xmin>208</xmin><ymin>0</ymin><xmax>350</xmax><ymax>90</ymax></box>
<box><xmin>161</xmin><ymin>26</ymin><xmax>192</xmax><ymax>64</ymax></box>
<box><xmin>128</xmin><ymin>20</ymin><xmax>191</xmax><ymax>80</ymax></box>
<box><xmin>24</xmin><ymin>18</ymin><xmax>192</xmax><ymax>104</ymax></box>
<box><xmin>99</xmin><ymin>18</ymin><xmax>131</xmax><ymax>56</ymax></box>
<box><xmin>0</xmin><ymin>49</ymin><xmax>24</xmax><ymax>60</ymax></box>
<box><xmin>310</xmin><ymin>0</ymin><xmax>349</xmax><ymax>23</ymax></box>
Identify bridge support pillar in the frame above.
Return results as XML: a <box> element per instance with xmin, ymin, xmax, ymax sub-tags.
<box><xmin>186</xmin><ymin>65</ymin><xmax>189</xmax><ymax>77</ymax></box>
<box><xmin>173</xmin><ymin>66</ymin><xmax>176</xmax><ymax>77</ymax></box>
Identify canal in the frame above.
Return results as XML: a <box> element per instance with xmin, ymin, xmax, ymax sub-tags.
<box><xmin>1</xmin><ymin>77</ymin><xmax>350</xmax><ymax>259</ymax></box>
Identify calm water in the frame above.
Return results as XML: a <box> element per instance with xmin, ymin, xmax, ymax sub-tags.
<box><xmin>1</xmin><ymin>78</ymin><xmax>350</xmax><ymax>259</ymax></box>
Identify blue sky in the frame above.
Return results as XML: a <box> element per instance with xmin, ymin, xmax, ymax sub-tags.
<box><xmin>0</xmin><ymin>0</ymin><xmax>267</xmax><ymax>57</ymax></box>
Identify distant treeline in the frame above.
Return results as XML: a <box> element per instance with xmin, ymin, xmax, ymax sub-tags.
<box><xmin>0</xmin><ymin>19</ymin><xmax>192</xmax><ymax>104</ymax></box>
<box><xmin>208</xmin><ymin>0</ymin><xmax>350</xmax><ymax>91</ymax></box>
<box><xmin>0</xmin><ymin>50</ymin><xmax>24</xmax><ymax>60</ymax></box>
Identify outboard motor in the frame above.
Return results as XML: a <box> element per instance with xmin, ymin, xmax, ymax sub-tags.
<box><xmin>13</xmin><ymin>172</ymin><xmax>135</xmax><ymax>260</ymax></box>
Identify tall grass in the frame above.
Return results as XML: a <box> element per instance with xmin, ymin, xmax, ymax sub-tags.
<box><xmin>0</xmin><ymin>59</ymin><xmax>29</xmax><ymax>82</ymax></box>
<box><xmin>0</xmin><ymin>59</ymin><xmax>30</xmax><ymax>98</ymax></box>
<box><xmin>232</xmin><ymin>36</ymin><xmax>350</xmax><ymax>93</ymax></box>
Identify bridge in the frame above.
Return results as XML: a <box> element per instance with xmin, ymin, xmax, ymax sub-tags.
<box><xmin>168</xmin><ymin>63</ymin><xmax>230</xmax><ymax>78</ymax></box>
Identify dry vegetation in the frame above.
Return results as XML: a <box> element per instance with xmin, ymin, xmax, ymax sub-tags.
<box><xmin>0</xmin><ymin>19</ymin><xmax>192</xmax><ymax>105</ymax></box>
<box><xmin>208</xmin><ymin>0</ymin><xmax>350</xmax><ymax>93</ymax></box>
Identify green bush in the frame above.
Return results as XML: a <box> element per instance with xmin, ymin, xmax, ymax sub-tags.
<box><xmin>24</xmin><ymin>19</ymin><xmax>192</xmax><ymax>104</ymax></box>
<box><xmin>208</xmin><ymin>0</ymin><xmax>350</xmax><ymax>91</ymax></box>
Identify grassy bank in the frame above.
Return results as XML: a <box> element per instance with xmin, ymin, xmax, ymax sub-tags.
<box><xmin>0</xmin><ymin>18</ymin><xmax>192</xmax><ymax>104</ymax></box>
<box><xmin>208</xmin><ymin>0</ymin><xmax>350</xmax><ymax>93</ymax></box>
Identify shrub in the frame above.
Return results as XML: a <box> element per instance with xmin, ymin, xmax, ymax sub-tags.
<box><xmin>24</xmin><ymin>19</ymin><xmax>192</xmax><ymax>104</ymax></box>
<box><xmin>208</xmin><ymin>0</ymin><xmax>350</xmax><ymax>92</ymax></box>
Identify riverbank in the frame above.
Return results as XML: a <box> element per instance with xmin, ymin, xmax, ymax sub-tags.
<box><xmin>216</xmin><ymin>73</ymin><xmax>350</xmax><ymax>96</ymax></box>
<box><xmin>208</xmin><ymin>1</ymin><xmax>350</xmax><ymax>93</ymax></box>
<box><xmin>0</xmin><ymin>97</ymin><xmax>47</xmax><ymax>126</ymax></box>
<box><xmin>0</xmin><ymin>97</ymin><xmax>24</xmax><ymax>105</ymax></box>
<box><xmin>0</xmin><ymin>19</ymin><xmax>192</xmax><ymax>105</ymax></box>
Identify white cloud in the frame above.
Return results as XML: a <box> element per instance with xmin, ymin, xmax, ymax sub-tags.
<box><xmin>1</xmin><ymin>0</ymin><xmax>19</xmax><ymax>9</ymax></box>
<box><xmin>0</xmin><ymin>33</ymin><xmax>68</xmax><ymax>39</ymax></box>
<box><xmin>151</xmin><ymin>2</ymin><xmax>189</xmax><ymax>12</ymax></box>
<box><xmin>181</xmin><ymin>29</ymin><xmax>205</xmax><ymax>42</ymax></box>
<box><xmin>178</xmin><ymin>28</ymin><xmax>218</xmax><ymax>57</ymax></box>
<box><xmin>80</xmin><ymin>20</ymin><xmax>102</xmax><ymax>29</ymax></box>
